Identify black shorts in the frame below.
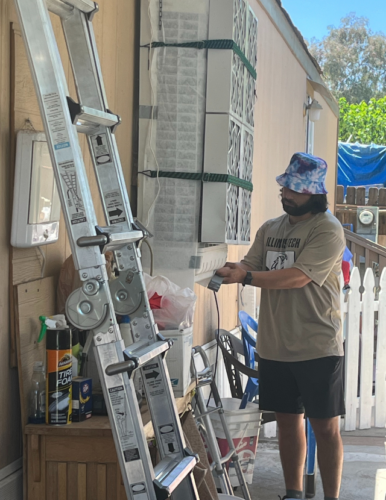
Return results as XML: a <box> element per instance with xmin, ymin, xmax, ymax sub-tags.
<box><xmin>258</xmin><ymin>356</ymin><xmax>345</xmax><ymax>419</ymax></box>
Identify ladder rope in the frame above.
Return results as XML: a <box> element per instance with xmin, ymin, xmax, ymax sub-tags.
<box><xmin>139</xmin><ymin>170</ymin><xmax>254</xmax><ymax>192</ymax></box>
<box><xmin>144</xmin><ymin>39</ymin><xmax>257</xmax><ymax>80</ymax></box>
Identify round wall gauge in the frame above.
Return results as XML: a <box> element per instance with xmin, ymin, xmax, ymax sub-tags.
<box><xmin>359</xmin><ymin>210</ymin><xmax>374</xmax><ymax>225</ymax></box>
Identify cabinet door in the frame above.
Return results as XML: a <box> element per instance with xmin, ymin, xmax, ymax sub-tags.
<box><xmin>28</xmin><ymin>435</ymin><xmax>127</xmax><ymax>500</ymax></box>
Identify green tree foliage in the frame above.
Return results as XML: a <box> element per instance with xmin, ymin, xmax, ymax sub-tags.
<box><xmin>339</xmin><ymin>97</ymin><xmax>386</xmax><ymax>145</ymax></box>
<box><xmin>309</xmin><ymin>13</ymin><xmax>386</xmax><ymax>104</ymax></box>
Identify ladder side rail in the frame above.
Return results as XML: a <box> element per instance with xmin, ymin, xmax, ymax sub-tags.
<box><xmin>61</xmin><ymin>10</ymin><xmax>134</xmax><ymax>226</ymax></box>
<box><xmin>94</xmin><ymin>338</ymin><xmax>158</xmax><ymax>500</ymax></box>
<box><xmin>194</xmin><ymin>385</ymin><xmax>232</xmax><ymax>495</ymax></box>
<box><xmin>14</xmin><ymin>0</ymin><xmax>103</xmax><ymax>272</ymax></box>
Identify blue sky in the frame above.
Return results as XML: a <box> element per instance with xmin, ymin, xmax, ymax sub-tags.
<box><xmin>281</xmin><ymin>0</ymin><xmax>386</xmax><ymax>42</ymax></box>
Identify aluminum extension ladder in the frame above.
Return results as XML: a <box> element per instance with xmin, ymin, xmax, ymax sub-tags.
<box><xmin>13</xmin><ymin>1</ymin><xmax>200</xmax><ymax>500</ymax></box>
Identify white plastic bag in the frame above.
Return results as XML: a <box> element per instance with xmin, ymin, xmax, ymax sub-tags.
<box><xmin>143</xmin><ymin>274</ymin><xmax>197</xmax><ymax>330</ymax></box>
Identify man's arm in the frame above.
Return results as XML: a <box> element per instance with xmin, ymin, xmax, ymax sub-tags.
<box><xmin>216</xmin><ymin>262</ymin><xmax>311</xmax><ymax>289</ymax></box>
<box><xmin>239</xmin><ymin>262</ymin><xmax>255</xmax><ymax>272</ymax></box>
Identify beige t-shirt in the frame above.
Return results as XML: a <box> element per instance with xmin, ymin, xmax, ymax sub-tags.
<box><xmin>241</xmin><ymin>212</ymin><xmax>345</xmax><ymax>362</ymax></box>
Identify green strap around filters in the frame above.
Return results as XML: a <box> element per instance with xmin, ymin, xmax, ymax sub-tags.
<box><xmin>149</xmin><ymin>39</ymin><xmax>257</xmax><ymax>80</ymax></box>
<box><xmin>142</xmin><ymin>171</ymin><xmax>253</xmax><ymax>192</ymax></box>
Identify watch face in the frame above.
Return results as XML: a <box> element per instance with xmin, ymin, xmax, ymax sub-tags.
<box><xmin>359</xmin><ymin>210</ymin><xmax>374</xmax><ymax>225</ymax></box>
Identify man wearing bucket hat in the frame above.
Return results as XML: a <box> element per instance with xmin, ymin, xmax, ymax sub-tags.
<box><xmin>216</xmin><ymin>153</ymin><xmax>345</xmax><ymax>500</ymax></box>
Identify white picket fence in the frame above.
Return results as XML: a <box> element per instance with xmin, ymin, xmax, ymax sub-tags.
<box><xmin>252</xmin><ymin>267</ymin><xmax>386</xmax><ymax>438</ymax></box>
<box><xmin>343</xmin><ymin>266</ymin><xmax>386</xmax><ymax>431</ymax></box>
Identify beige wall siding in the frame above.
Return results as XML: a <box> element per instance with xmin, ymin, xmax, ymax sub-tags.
<box><xmin>313</xmin><ymin>92</ymin><xmax>339</xmax><ymax>210</ymax></box>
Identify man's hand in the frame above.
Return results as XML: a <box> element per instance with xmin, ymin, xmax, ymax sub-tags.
<box><xmin>216</xmin><ymin>263</ymin><xmax>311</xmax><ymax>289</ymax></box>
<box><xmin>216</xmin><ymin>262</ymin><xmax>247</xmax><ymax>285</ymax></box>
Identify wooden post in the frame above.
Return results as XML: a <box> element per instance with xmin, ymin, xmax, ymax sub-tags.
<box><xmin>378</xmin><ymin>211</ymin><xmax>386</xmax><ymax>242</ymax></box>
<box><xmin>336</xmin><ymin>185</ymin><xmax>344</xmax><ymax>204</ymax></box>
<box><xmin>379</xmin><ymin>188</ymin><xmax>386</xmax><ymax>207</ymax></box>
<box><xmin>346</xmin><ymin>186</ymin><xmax>356</xmax><ymax>205</ymax></box>
<box><xmin>356</xmin><ymin>187</ymin><xmax>366</xmax><ymax>206</ymax></box>
<box><xmin>368</xmin><ymin>187</ymin><xmax>379</xmax><ymax>206</ymax></box>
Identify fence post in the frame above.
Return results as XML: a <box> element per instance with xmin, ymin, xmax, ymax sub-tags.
<box><xmin>357</xmin><ymin>187</ymin><xmax>366</xmax><ymax>206</ymax></box>
<box><xmin>345</xmin><ymin>267</ymin><xmax>361</xmax><ymax>431</ymax></box>
<box><xmin>340</xmin><ymin>271</ymin><xmax>346</xmax><ymax>323</ymax></box>
<box><xmin>375</xmin><ymin>269</ymin><xmax>386</xmax><ymax>427</ymax></box>
<box><xmin>336</xmin><ymin>185</ymin><xmax>344</xmax><ymax>204</ymax></box>
<box><xmin>360</xmin><ymin>268</ymin><xmax>375</xmax><ymax>429</ymax></box>
<box><xmin>346</xmin><ymin>186</ymin><xmax>356</xmax><ymax>205</ymax></box>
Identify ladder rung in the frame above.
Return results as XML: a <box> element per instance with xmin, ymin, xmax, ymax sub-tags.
<box><xmin>196</xmin><ymin>377</ymin><xmax>213</xmax><ymax>388</ymax></box>
<box><xmin>105</xmin><ymin>359</ymin><xmax>136</xmax><ymax>377</ymax></box>
<box><xmin>77</xmin><ymin>234</ymin><xmax>108</xmax><ymax>248</ymax></box>
<box><xmin>194</xmin><ymin>406</ymin><xmax>221</xmax><ymax>419</ymax></box>
<box><xmin>93</xmin><ymin>226</ymin><xmax>144</xmax><ymax>254</ymax></box>
<box><xmin>197</xmin><ymin>367</ymin><xmax>212</xmax><ymax>378</ymax></box>
<box><xmin>76</xmin><ymin>106</ymin><xmax>119</xmax><ymax>128</ymax></box>
<box><xmin>219</xmin><ymin>449</ymin><xmax>236</xmax><ymax>464</ymax></box>
<box><xmin>46</xmin><ymin>0</ymin><xmax>97</xmax><ymax>16</ymax></box>
<box><xmin>126</xmin><ymin>340</ymin><xmax>171</xmax><ymax>370</ymax></box>
<box><xmin>45</xmin><ymin>0</ymin><xmax>73</xmax><ymax>17</ymax></box>
<box><xmin>62</xmin><ymin>0</ymin><xmax>97</xmax><ymax>13</ymax></box>
<box><xmin>67</xmin><ymin>97</ymin><xmax>120</xmax><ymax>131</ymax></box>
<box><xmin>107</xmin><ymin>229</ymin><xmax>144</xmax><ymax>250</ymax></box>
<box><xmin>154</xmin><ymin>453</ymin><xmax>198</xmax><ymax>500</ymax></box>
<box><xmin>77</xmin><ymin>229</ymin><xmax>143</xmax><ymax>251</ymax></box>
<box><xmin>106</xmin><ymin>340</ymin><xmax>172</xmax><ymax>377</ymax></box>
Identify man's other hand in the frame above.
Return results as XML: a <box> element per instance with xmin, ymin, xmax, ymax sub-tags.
<box><xmin>216</xmin><ymin>262</ymin><xmax>248</xmax><ymax>285</ymax></box>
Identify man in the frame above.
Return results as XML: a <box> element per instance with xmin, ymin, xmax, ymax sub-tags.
<box><xmin>217</xmin><ymin>153</ymin><xmax>345</xmax><ymax>500</ymax></box>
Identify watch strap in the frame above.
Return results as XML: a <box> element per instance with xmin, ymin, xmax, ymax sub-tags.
<box><xmin>243</xmin><ymin>271</ymin><xmax>253</xmax><ymax>286</ymax></box>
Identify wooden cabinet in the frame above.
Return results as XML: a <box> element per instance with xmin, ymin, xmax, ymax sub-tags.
<box><xmin>25</xmin><ymin>390</ymin><xmax>193</xmax><ymax>500</ymax></box>
<box><xmin>26</xmin><ymin>417</ymin><xmax>127</xmax><ymax>500</ymax></box>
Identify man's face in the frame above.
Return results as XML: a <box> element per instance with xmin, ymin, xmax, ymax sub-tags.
<box><xmin>281</xmin><ymin>187</ymin><xmax>313</xmax><ymax>216</ymax></box>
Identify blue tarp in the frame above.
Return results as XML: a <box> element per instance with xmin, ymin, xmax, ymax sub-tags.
<box><xmin>338</xmin><ymin>142</ymin><xmax>386</xmax><ymax>191</ymax></box>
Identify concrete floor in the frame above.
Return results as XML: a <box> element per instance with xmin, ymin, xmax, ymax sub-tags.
<box><xmin>242</xmin><ymin>428</ymin><xmax>385</xmax><ymax>500</ymax></box>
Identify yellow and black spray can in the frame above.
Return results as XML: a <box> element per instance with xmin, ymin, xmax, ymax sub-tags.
<box><xmin>45</xmin><ymin>328</ymin><xmax>72</xmax><ymax>425</ymax></box>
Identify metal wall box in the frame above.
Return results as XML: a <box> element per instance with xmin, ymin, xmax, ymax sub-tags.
<box><xmin>356</xmin><ymin>207</ymin><xmax>379</xmax><ymax>243</ymax></box>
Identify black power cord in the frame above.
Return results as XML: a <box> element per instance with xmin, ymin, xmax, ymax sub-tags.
<box><xmin>206</xmin><ymin>290</ymin><xmax>221</xmax><ymax>407</ymax></box>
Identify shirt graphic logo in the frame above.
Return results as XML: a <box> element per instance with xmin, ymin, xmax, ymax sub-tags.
<box><xmin>266</xmin><ymin>251</ymin><xmax>295</xmax><ymax>271</ymax></box>
<box><xmin>266</xmin><ymin>237</ymin><xmax>301</xmax><ymax>249</ymax></box>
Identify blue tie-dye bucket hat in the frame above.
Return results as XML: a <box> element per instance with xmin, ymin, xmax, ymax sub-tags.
<box><xmin>276</xmin><ymin>152</ymin><xmax>328</xmax><ymax>195</ymax></box>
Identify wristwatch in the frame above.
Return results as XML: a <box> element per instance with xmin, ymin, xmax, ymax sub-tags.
<box><xmin>242</xmin><ymin>271</ymin><xmax>253</xmax><ymax>286</ymax></box>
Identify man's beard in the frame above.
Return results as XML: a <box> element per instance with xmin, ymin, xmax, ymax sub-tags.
<box><xmin>282</xmin><ymin>197</ymin><xmax>314</xmax><ymax>216</ymax></box>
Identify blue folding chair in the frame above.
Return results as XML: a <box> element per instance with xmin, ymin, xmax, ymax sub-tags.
<box><xmin>238</xmin><ymin>311</ymin><xmax>259</xmax><ymax>409</ymax></box>
<box><xmin>238</xmin><ymin>311</ymin><xmax>317</xmax><ymax>498</ymax></box>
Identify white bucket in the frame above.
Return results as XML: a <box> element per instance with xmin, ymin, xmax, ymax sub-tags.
<box><xmin>209</xmin><ymin>398</ymin><xmax>262</xmax><ymax>485</ymax></box>
<box><xmin>162</xmin><ymin>327</ymin><xmax>193</xmax><ymax>397</ymax></box>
